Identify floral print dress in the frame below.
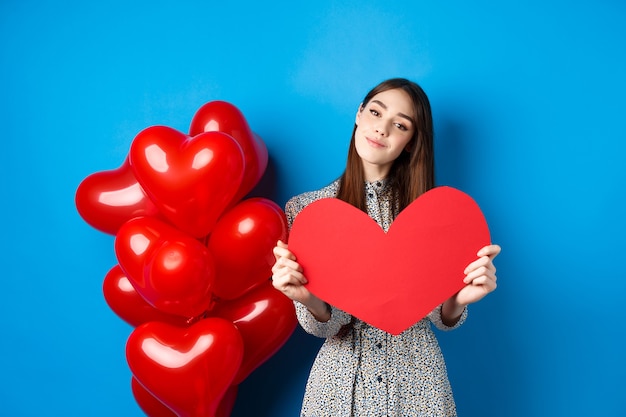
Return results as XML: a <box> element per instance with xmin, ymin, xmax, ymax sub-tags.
<box><xmin>285</xmin><ymin>179</ymin><xmax>467</xmax><ymax>417</ymax></box>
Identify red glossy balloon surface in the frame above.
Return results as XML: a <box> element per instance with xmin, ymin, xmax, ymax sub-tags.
<box><xmin>208</xmin><ymin>198</ymin><xmax>288</xmax><ymax>300</ymax></box>
<box><xmin>131</xmin><ymin>377</ymin><xmax>177</xmax><ymax>417</ymax></box>
<box><xmin>103</xmin><ymin>265</ymin><xmax>189</xmax><ymax>328</ymax></box>
<box><xmin>215</xmin><ymin>385</ymin><xmax>238</xmax><ymax>417</ymax></box>
<box><xmin>129</xmin><ymin>125</ymin><xmax>245</xmax><ymax>238</ymax></box>
<box><xmin>115</xmin><ymin>216</ymin><xmax>215</xmax><ymax>319</ymax></box>
<box><xmin>211</xmin><ymin>281</ymin><xmax>297</xmax><ymax>384</ymax></box>
<box><xmin>189</xmin><ymin>101</ymin><xmax>267</xmax><ymax>203</ymax></box>
<box><xmin>75</xmin><ymin>158</ymin><xmax>160</xmax><ymax>235</ymax></box>
<box><xmin>131</xmin><ymin>375</ymin><xmax>237</xmax><ymax>417</ymax></box>
<box><xmin>126</xmin><ymin>318</ymin><xmax>243</xmax><ymax>417</ymax></box>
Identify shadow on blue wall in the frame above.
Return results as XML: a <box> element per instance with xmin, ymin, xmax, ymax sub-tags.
<box><xmin>232</xmin><ymin>328</ymin><xmax>323</xmax><ymax>415</ymax></box>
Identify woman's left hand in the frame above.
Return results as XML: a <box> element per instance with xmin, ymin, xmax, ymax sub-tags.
<box><xmin>455</xmin><ymin>244</ymin><xmax>501</xmax><ymax>306</ymax></box>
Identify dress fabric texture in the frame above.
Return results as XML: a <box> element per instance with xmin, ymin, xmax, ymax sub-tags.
<box><xmin>285</xmin><ymin>179</ymin><xmax>467</xmax><ymax>417</ymax></box>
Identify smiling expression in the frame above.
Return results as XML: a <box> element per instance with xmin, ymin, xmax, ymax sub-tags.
<box><xmin>354</xmin><ymin>88</ymin><xmax>416</xmax><ymax>182</ymax></box>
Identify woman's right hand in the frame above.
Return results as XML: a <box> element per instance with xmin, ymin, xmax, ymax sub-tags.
<box><xmin>271</xmin><ymin>240</ymin><xmax>331</xmax><ymax>322</ymax></box>
<box><xmin>271</xmin><ymin>240</ymin><xmax>311</xmax><ymax>303</ymax></box>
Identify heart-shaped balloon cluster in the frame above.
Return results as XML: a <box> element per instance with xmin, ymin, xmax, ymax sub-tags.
<box><xmin>76</xmin><ymin>101</ymin><xmax>297</xmax><ymax>417</ymax></box>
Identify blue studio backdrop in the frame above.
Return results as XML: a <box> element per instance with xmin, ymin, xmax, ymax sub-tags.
<box><xmin>1</xmin><ymin>1</ymin><xmax>624</xmax><ymax>416</ymax></box>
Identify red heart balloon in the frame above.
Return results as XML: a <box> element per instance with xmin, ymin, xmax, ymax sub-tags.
<box><xmin>215</xmin><ymin>385</ymin><xmax>238</xmax><ymax>417</ymax></box>
<box><xmin>126</xmin><ymin>318</ymin><xmax>243</xmax><ymax>417</ymax></box>
<box><xmin>288</xmin><ymin>186</ymin><xmax>491</xmax><ymax>335</ymax></box>
<box><xmin>207</xmin><ymin>198</ymin><xmax>288</xmax><ymax>300</ymax></box>
<box><xmin>103</xmin><ymin>265</ymin><xmax>190</xmax><ymax>328</ymax></box>
<box><xmin>114</xmin><ymin>216</ymin><xmax>166</xmax><ymax>289</ymax></box>
<box><xmin>211</xmin><ymin>281</ymin><xmax>297</xmax><ymax>384</ymax></box>
<box><xmin>189</xmin><ymin>101</ymin><xmax>268</xmax><ymax>204</ymax></box>
<box><xmin>115</xmin><ymin>216</ymin><xmax>215</xmax><ymax>319</ymax></box>
<box><xmin>131</xmin><ymin>377</ymin><xmax>238</xmax><ymax>417</ymax></box>
<box><xmin>131</xmin><ymin>377</ymin><xmax>177</xmax><ymax>417</ymax></box>
<box><xmin>129</xmin><ymin>126</ymin><xmax>245</xmax><ymax>238</ymax></box>
<box><xmin>75</xmin><ymin>157</ymin><xmax>160</xmax><ymax>235</ymax></box>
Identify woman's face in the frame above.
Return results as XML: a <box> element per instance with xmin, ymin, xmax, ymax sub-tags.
<box><xmin>354</xmin><ymin>88</ymin><xmax>416</xmax><ymax>181</ymax></box>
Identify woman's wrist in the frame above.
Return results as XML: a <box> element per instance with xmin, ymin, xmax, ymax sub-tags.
<box><xmin>305</xmin><ymin>295</ymin><xmax>331</xmax><ymax>322</ymax></box>
<box><xmin>441</xmin><ymin>298</ymin><xmax>465</xmax><ymax>327</ymax></box>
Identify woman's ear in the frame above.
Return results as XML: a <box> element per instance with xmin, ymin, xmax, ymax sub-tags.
<box><xmin>355</xmin><ymin>103</ymin><xmax>364</xmax><ymax>125</ymax></box>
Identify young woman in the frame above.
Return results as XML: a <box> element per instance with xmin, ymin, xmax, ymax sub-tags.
<box><xmin>271</xmin><ymin>78</ymin><xmax>501</xmax><ymax>417</ymax></box>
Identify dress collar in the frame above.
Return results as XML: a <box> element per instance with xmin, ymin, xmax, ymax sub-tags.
<box><xmin>365</xmin><ymin>177</ymin><xmax>391</xmax><ymax>193</ymax></box>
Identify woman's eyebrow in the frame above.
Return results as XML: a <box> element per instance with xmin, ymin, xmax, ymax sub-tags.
<box><xmin>371</xmin><ymin>99</ymin><xmax>388</xmax><ymax>110</ymax></box>
<box><xmin>371</xmin><ymin>99</ymin><xmax>415</xmax><ymax>125</ymax></box>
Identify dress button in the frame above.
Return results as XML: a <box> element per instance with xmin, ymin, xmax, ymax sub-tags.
<box><xmin>376</xmin><ymin>182</ymin><xmax>382</xmax><ymax>187</ymax></box>
<box><xmin>377</xmin><ymin>376</ymin><xmax>383</xmax><ymax>382</ymax></box>
<box><xmin>376</xmin><ymin>343</ymin><xmax>382</xmax><ymax>349</ymax></box>
<box><xmin>368</xmin><ymin>193</ymin><xmax>374</xmax><ymax>198</ymax></box>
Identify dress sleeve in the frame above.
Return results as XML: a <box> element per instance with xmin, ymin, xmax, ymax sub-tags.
<box><xmin>427</xmin><ymin>303</ymin><xmax>468</xmax><ymax>331</ymax></box>
<box><xmin>294</xmin><ymin>301</ymin><xmax>353</xmax><ymax>338</ymax></box>
<box><xmin>284</xmin><ymin>197</ymin><xmax>300</xmax><ymax>229</ymax></box>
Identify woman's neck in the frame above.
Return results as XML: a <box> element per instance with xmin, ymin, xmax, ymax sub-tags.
<box><xmin>362</xmin><ymin>162</ymin><xmax>391</xmax><ymax>183</ymax></box>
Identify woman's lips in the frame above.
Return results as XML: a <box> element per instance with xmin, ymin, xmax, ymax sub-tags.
<box><xmin>366</xmin><ymin>137</ymin><xmax>386</xmax><ymax>148</ymax></box>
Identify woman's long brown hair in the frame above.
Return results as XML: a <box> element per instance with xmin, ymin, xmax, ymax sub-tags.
<box><xmin>336</xmin><ymin>78</ymin><xmax>435</xmax><ymax>214</ymax></box>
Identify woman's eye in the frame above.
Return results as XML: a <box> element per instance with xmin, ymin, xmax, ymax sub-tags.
<box><xmin>395</xmin><ymin>123</ymin><xmax>408</xmax><ymax>131</ymax></box>
<box><xmin>369</xmin><ymin>109</ymin><xmax>379</xmax><ymax>116</ymax></box>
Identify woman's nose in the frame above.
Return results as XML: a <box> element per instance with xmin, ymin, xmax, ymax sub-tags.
<box><xmin>375</xmin><ymin>124</ymin><xmax>387</xmax><ymax>136</ymax></box>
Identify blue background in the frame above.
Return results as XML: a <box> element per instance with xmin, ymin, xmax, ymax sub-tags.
<box><xmin>1</xmin><ymin>1</ymin><xmax>625</xmax><ymax>416</ymax></box>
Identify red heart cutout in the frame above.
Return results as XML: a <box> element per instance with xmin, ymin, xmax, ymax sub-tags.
<box><xmin>210</xmin><ymin>280</ymin><xmax>297</xmax><ymax>384</ymax></box>
<box><xmin>115</xmin><ymin>216</ymin><xmax>215</xmax><ymax>319</ymax></box>
<box><xmin>75</xmin><ymin>158</ymin><xmax>160</xmax><ymax>235</ymax></box>
<box><xmin>189</xmin><ymin>101</ymin><xmax>268</xmax><ymax>204</ymax></box>
<box><xmin>288</xmin><ymin>186</ymin><xmax>490</xmax><ymax>335</ymax></box>
<box><xmin>207</xmin><ymin>198</ymin><xmax>288</xmax><ymax>300</ymax></box>
<box><xmin>103</xmin><ymin>265</ymin><xmax>190</xmax><ymax>328</ymax></box>
<box><xmin>126</xmin><ymin>318</ymin><xmax>243</xmax><ymax>417</ymax></box>
<box><xmin>129</xmin><ymin>126</ymin><xmax>245</xmax><ymax>238</ymax></box>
